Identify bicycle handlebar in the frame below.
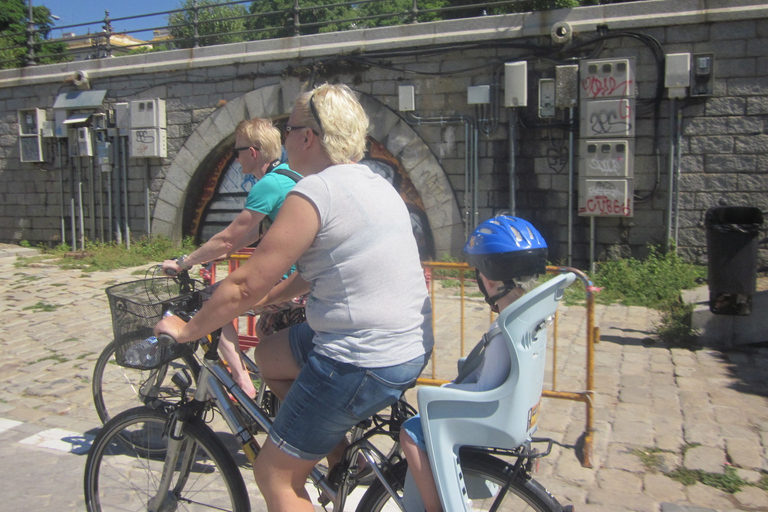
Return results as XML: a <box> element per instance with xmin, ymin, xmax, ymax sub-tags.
<box><xmin>157</xmin><ymin>333</ymin><xmax>177</xmax><ymax>347</ymax></box>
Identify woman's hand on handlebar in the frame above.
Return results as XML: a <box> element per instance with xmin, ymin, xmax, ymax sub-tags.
<box><xmin>162</xmin><ymin>259</ymin><xmax>183</xmax><ymax>277</ymax></box>
<box><xmin>154</xmin><ymin>314</ymin><xmax>191</xmax><ymax>344</ymax></box>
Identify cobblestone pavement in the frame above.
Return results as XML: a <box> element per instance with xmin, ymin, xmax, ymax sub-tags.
<box><xmin>0</xmin><ymin>246</ymin><xmax>767</xmax><ymax>511</ymax></box>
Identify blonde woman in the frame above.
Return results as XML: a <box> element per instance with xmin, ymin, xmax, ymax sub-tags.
<box><xmin>156</xmin><ymin>84</ymin><xmax>433</xmax><ymax>511</ymax></box>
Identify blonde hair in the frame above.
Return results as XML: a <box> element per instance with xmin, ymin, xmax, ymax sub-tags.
<box><xmin>294</xmin><ymin>84</ymin><xmax>369</xmax><ymax>164</ymax></box>
<box><xmin>234</xmin><ymin>118</ymin><xmax>281</xmax><ymax>163</ymax></box>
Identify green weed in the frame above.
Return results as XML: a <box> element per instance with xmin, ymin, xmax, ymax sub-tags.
<box><xmin>631</xmin><ymin>447</ymin><xmax>672</xmax><ymax>473</ymax></box>
<box><xmin>667</xmin><ymin>466</ymin><xmax>746</xmax><ymax>494</ymax></box>
<box><xmin>592</xmin><ymin>245</ymin><xmax>706</xmax><ymax>308</ymax></box>
<box><xmin>22</xmin><ymin>302</ymin><xmax>60</xmax><ymax>312</ymax></box>
<box><xmin>654</xmin><ymin>299</ymin><xmax>699</xmax><ymax>346</ymax></box>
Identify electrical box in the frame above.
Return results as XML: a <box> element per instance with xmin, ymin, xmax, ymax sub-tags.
<box><xmin>580</xmin><ymin>98</ymin><xmax>635</xmax><ymax>138</ymax></box>
<box><xmin>76</xmin><ymin>126</ymin><xmax>94</xmax><ymax>156</ymax></box>
<box><xmin>398</xmin><ymin>85</ymin><xmax>415</xmax><ymax>112</ymax></box>
<box><xmin>538</xmin><ymin>79</ymin><xmax>555</xmax><ymax>118</ymax></box>
<box><xmin>115</xmin><ymin>103</ymin><xmax>130</xmax><ymax>136</ymax></box>
<box><xmin>95</xmin><ymin>130</ymin><xmax>112</xmax><ymax>169</ymax></box>
<box><xmin>129</xmin><ymin>99</ymin><xmax>166</xmax><ymax>129</ymax></box>
<box><xmin>665</xmin><ymin>53</ymin><xmax>690</xmax><ymax>99</ymax></box>
<box><xmin>691</xmin><ymin>53</ymin><xmax>715</xmax><ymax>97</ymax></box>
<box><xmin>579</xmin><ymin>58</ymin><xmax>635</xmax><ymax>100</ymax></box>
<box><xmin>130</xmin><ymin>127</ymin><xmax>167</xmax><ymax>158</ymax></box>
<box><xmin>579</xmin><ymin>140</ymin><xmax>634</xmax><ymax>177</ymax></box>
<box><xmin>18</xmin><ymin>108</ymin><xmax>46</xmax><ymax>162</ymax></box>
<box><xmin>504</xmin><ymin>61</ymin><xmax>527</xmax><ymax>107</ymax></box>
<box><xmin>468</xmin><ymin>85</ymin><xmax>491</xmax><ymax>105</ymax></box>
<box><xmin>578</xmin><ymin>177</ymin><xmax>634</xmax><ymax>217</ymax></box>
<box><xmin>555</xmin><ymin>65</ymin><xmax>579</xmax><ymax>108</ymax></box>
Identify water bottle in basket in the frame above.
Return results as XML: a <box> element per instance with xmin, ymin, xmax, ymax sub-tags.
<box><xmin>122</xmin><ymin>336</ymin><xmax>161</xmax><ymax>367</ymax></box>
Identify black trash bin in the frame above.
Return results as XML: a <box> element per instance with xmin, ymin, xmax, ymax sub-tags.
<box><xmin>705</xmin><ymin>206</ymin><xmax>764</xmax><ymax>315</ymax></box>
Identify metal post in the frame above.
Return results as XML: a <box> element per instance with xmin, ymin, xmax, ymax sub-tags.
<box><xmin>77</xmin><ymin>158</ymin><xmax>85</xmax><ymax>250</ymax></box>
<box><xmin>122</xmin><ymin>137</ymin><xmax>130</xmax><ymax>249</ymax></box>
<box><xmin>145</xmin><ymin>160</ymin><xmax>151</xmax><ymax>237</ymax></box>
<box><xmin>508</xmin><ymin>109</ymin><xmax>517</xmax><ymax>216</ymax></box>
<box><xmin>58</xmin><ymin>141</ymin><xmax>66</xmax><ymax>245</ymax></box>
<box><xmin>103</xmin><ymin>11</ymin><xmax>113</xmax><ymax>57</ymax></box>
<box><xmin>293</xmin><ymin>0</ymin><xmax>301</xmax><ymax>36</ymax></box>
<box><xmin>665</xmin><ymin>98</ymin><xmax>676</xmax><ymax>253</ymax></box>
<box><xmin>26</xmin><ymin>0</ymin><xmax>36</xmax><ymax>66</ymax></box>
<box><xmin>192</xmin><ymin>0</ymin><xmax>200</xmax><ymax>48</ymax></box>
<box><xmin>88</xmin><ymin>156</ymin><xmax>96</xmax><ymax>241</ymax></box>
<box><xmin>673</xmin><ymin>108</ymin><xmax>683</xmax><ymax>249</ymax></box>
<box><xmin>568</xmin><ymin>107</ymin><xmax>575</xmax><ymax>267</ymax></box>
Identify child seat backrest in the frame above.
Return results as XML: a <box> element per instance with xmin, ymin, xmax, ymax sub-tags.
<box><xmin>417</xmin><ymin>272</ymin><xmax>576</xmax><ymax>512</ymax></box>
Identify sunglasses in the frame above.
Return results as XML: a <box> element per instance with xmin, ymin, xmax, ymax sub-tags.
<box><xmin>232</xmin><ymin>146</ymin><xmax>258</xmax><ymax>158</ymax></box>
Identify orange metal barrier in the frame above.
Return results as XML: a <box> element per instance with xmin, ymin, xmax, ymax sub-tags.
<box><xmin>214</xmin><ymin>252</ymin><xmax>599</xmax><ymax>467</ymax></box>
<box><xmin>420</xmin><ymin>261</ymin><xmax>599</xmax><ymax>468</ymax></box>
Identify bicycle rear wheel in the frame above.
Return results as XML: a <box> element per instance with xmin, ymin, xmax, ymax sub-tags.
<box><xmin>84</xmin><ymin>406</ymin><xmax>250</xmax><ymax>512</ymax></box>
<box><xmin>356</xmin><ymin>452</ymin><xmax>563</xmax><ymax>512</ymax></box>
<box><xmin>92</xmin><ymin>338</ymin><xmax>200</xmax><ymax>424</ymax></box>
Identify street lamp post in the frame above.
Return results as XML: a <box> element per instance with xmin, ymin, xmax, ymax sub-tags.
<box><xmin>26</xmin><ymin>0</ymin><xmax>36</xmax><ymax>66</ymax></box>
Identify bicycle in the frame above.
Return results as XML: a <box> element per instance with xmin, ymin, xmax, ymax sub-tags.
<box><xmin>83</xmin><ymin>272</ymin><xmax>575</xmax><ymax>512</ymax></box>
<box><xmin>92</xmin><ymin>266</ymin><xmax>279</xmax><ymax>427</ymax></box>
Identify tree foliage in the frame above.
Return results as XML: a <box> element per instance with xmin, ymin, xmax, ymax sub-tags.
<box><xmin>168</xmin><ymin>0</ymin><xmax>250</xmax><ymax>48</ymax></box>
<box><xmin>0</xmin><ymin>0</ymin><xmax>68</xmax><ymax>69</ymax></box>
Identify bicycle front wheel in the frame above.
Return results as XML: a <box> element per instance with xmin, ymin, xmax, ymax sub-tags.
<box><xmin>92</xmin><ymin>338</ymin><xmax>200</xmax><ymax>424</ymax></box>
<box><xmin>356</xmin><ymin>452</ymin><xmax>563</xmax><ymax>512</ymax></box>
<box><xmin>84</xmin><ymin>406</ymin><xmax>250</xmax><ymax>512</ymax></box>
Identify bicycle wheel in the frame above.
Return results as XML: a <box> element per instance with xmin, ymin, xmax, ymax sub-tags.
<box><xmin>84</xmin><ymin>407</ymin><xmax>250</xmax><ymax>512</ymax></box>
<box><xmin>356</xmin><ymin>452</ymin><xmax>563</xmax><ymax>512</ymax></box>
<box><xmin>92</xmin><ymin>338</ymin><xmax>200</xmax><ymax>424</ymax></box>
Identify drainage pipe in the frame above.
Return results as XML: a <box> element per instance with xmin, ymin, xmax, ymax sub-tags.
<box><xmin>665</xmin><ymin>98</ymin><xmax>676</xmax><ymax>253</ymax></box>
<box><xmin>568</xmin><ymin>107</ymin><xmax>575</xmax><ymax>267</ymax></box>
<box><xmin>673</xmin><ymin>108</ymin><xmax>683</xmax><ymax>249</ymax></box>
<box><xmin>57</xmin><ymin>141</ymin><xmax>65</xmax><ymax>245</ymax></box>
<box><xmin>508</xmin><ymin>110</ymin><xmax>517</xmax><ymax>217</ymax></box>
<box><xmin>145</xmin><ymin>160</ymin><xmax>151</xmax><ymax>237</ymax></box>
<box><xmin>122</xmin><ymin>137</ymin><xmax>130</xmax><ymax>249</ymax></box>
<box><xmin>114</xmin><ymin>138</ymin><xmax>122</xmax><ymax>245</ymax></box>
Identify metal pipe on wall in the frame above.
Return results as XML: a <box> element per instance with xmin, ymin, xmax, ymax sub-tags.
<box><xmin>88</xmin><ymin>157</ymin><xmax>96</xmax><ymax>242</ymax></box>
<box><xmin>122</xmin><ymin>137</ymin><xmax>130</xmax><ymax>249</ymax></box>
<box><xmin>58</xmin><ymin>141</ymin><xmax>66</xmax><ymax>245</ymax></box>
<box><xmin>472</xmin><ymin>126</ymin><xmax>479</xmax><ymax>230</ymax></box>
<box><xmin>76</xmin><ymin>157</ymin><xmax>85</xmax><ymax>250</ymax></box>
<box><xmin>145</xmin><ymin>160</ymin><xmax>151</xmax><ymax>237</ymax></box>
<box><xmin>673</xmin><ymin>108</ymin><xmax>683</xmax><ymax>249</ymax></box>
<box><xmin>114</xmin><ymin>137</ymin><xmax>122</xmax><ymax>245</ymax></box>
<box><xmin>568</xmin><ymin>107</ymin><xmax>575</xmax><ymax>267</ymax></box>
<box><xmin>508</xmin><ymin>110</ymin><xmax>517</xmax><ymax>217</ymax></box>
<box><xmin>69</xmin><ymin>160</ymin><xmax>76</xmax><ymax>250</ymax></box>
<box><xmin>665</xmin><ymin>98</ymin><xmax>676</xmax><ymax>253</ymax></box>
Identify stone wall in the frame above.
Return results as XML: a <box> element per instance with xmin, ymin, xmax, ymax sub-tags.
<box><xmin>0</xmin><ymin>0</ymin><xmax>766</xmax><ymax>269</ymax></box>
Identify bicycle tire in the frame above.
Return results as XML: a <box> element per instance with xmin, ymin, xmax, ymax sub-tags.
<box><xmin>355</xmin><ymin>452</ymin><xmax>564</xmax><ymax>512</ymax></box>
<box><xmin>84</xmin><ymin>406</ymin><xmax>250</xmax><ymax>512</ymax></box>
<box><xmin>92</xmin><ymin>338</ymin><xmax>200</xmax><ymax>424</ymax></box>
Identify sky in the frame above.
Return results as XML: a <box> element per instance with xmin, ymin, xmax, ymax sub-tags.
<box><xmin>36</xmin><ymin>0</ymin><xmax>183</xmax><ymax>41</ymax></box>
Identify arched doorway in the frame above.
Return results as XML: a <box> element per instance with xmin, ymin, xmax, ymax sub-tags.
<box><xmin>152</xmin><ymin>83</ymin><xmax>462</xmax><ymax>257</ymax></box>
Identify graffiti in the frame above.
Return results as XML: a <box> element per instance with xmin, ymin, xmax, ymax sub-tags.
<box><xmin>588</xmin><ymin>182</ymin><xmax>624</xmax><ymax>199</ymax></box>
<box><xmin>587</xmin><ymin>108</ymin><xmax>632</xmax><ymax>135</ymax></box>
<box><xmin>588</xmin><ymin>157</ymin><xmax>624</xmax><ymax>176</ymax></box>
<box><xmin>579</xmin><ymin>195</ymin><xmax>632</xmax><ymax>216</ymax></box>
<box><xmin>581</xmin><ymin>76</ymin><xmax>633</xmax><ymax>99</ymax></box>
<box><xmin>134</xmin><ymin>130</ymin><xmax>155</xmax><ymax>143</ymax></box>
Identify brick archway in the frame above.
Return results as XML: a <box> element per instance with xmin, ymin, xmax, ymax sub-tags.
<box><xmin>152</xmin><ymin>84</ymin><xmax>462</xmax><ymax>256</ymax></box>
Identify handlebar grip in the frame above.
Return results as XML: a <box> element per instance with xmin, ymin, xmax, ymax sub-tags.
<box><xmin>164</xmin><ymin>267</ymin><xmax>178</xmax><ymax>277</ymax></box>
<box><xmin>157</xmin><ymin>334</ymin><xmax>177</xmax><ymax>347</ymax></box>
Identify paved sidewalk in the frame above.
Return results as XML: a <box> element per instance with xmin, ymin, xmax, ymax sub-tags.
<box><xmin>0</xmin><ymin>248</ymin><xmax>766</xmax><ymax>511</ymax></box>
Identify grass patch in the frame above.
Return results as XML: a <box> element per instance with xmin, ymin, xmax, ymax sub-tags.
<box><xmin>667</xmin><ymin>466</ymin><xmax>746</xmax><ymax>494</ymax></box>
<box><xmin>591</xmin><ymin>245</ymin><xmax>706</xmax><ymax>308</ymax></box>
<box><xmin>30</xmin><ymin>354</ymin><xmax>69</xmax><ymax>364</ymax></box>
<box><xmin>22</xmin><ymin>302</ymin><xmax>60</xmax><ymax>312</ymax></box>
<box><xmin>34</xmin><ymin>236</ymin><xmax>197</xmax><ymax>272</ymax></box>
<box><xmin>654</xmin><ymin>299</ymin><xmax>699</xmax><ymax>345</ymax></box>
<box><xmin>631</xmin><ymin>447</ymin><xmax>672</xmax><ymax>473</ymax></box>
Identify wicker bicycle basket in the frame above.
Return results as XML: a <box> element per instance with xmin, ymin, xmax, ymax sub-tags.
<box><xmin>105</xmin><ymin>278</ymin><xmax>204</xmax><ymax>369</ymax></box>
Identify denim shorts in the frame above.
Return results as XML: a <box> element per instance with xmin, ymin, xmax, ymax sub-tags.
<box><xmin>268</xmin><ymin>322</ymin><xmax>428</xmax><ymax>460</ymax></box>
<box><xmin>402</xmin><ymin>414</ymin><xmax>426</xmax><ymax>451</ymax></box>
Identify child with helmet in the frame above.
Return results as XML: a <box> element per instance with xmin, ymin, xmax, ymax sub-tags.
<box><xmin>399</xmin><ymin>214</ymin><xmax>548</xmax><ymax>512</ymax></box>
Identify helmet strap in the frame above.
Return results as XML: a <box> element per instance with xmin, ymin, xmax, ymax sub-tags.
<box><xmin>476</xmin><ymin>270</ymin><xmax>516</xmax><ymax>314</ymax></box>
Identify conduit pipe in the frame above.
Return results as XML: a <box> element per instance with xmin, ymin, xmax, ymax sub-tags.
<box><xmin>673</xmin><ymin>108</ymin><xmax>683</xmax><ymax>249</ymax></box>
<box><xmin>122</xmin><ymin>137</ymin><xmax>130</xmax><ymax>249</ymax></box>
<box><xmin>404</xmin><ymin>112</ymin><xmax>478</xmax><ymax>238</ymax></box>
<box><xmin>665</xmin><ymin>98</ymin><xmax>676</xmax><ymax>253</ymax></box>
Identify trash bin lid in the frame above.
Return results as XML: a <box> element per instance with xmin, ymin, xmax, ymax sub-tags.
<box><xmin>705</xmin><ymin>206</ymin><xmax>763</xmax><ymax>233</ymax></box>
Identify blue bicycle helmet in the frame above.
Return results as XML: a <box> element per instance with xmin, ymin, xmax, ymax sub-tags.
<box><xmin>463</xmin><ymin>215</ymin><xmax>548</xmax><ymax>308</ymax></box>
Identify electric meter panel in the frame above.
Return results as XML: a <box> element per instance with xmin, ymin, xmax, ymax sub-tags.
<box><xmin>579</xmin><ymin>57</ymin><xmax>636</xmax><ymax>100</ymax></box>
<box><xmin>18</xmin><ymin>108</ymin><xmax>46</xmax><ymax>162</ymax></box>
<box><xmin>580</xmin><ymin>98</ymin><xmax>635</xmax><ymax>138</ymax></box>
<box><xmin>130</xmin><ymin>128</ymin><xmax>167</xmax><ymax>158</ymax></box>
<box><xmin>579</xmin><ymin>139</ymin><xmax>634</xmax><ymax>178</ymax></box>
<box><xmin>578</xmin><ymin>177</ymin><xmax>634</xmax><ymax>218</ymax></box>
<box><xmin>129</xmin><ymin>99</ymin><xmax>166</xmax><ymax>129</ymax></box>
